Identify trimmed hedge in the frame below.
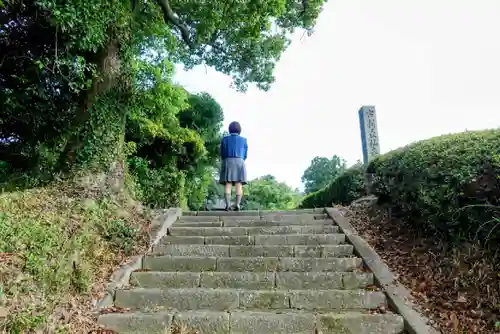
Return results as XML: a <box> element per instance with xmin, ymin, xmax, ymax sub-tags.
<box><xmin>368</xmin><ymin>129</ymin><xmax>500</xmax><ymax>242</ymax></box>
<box><xmin>299</xmin><ymin>166</ymin><xmax>366</xmax><ymax>208</ymax></box>
<box><xmin>299</xmin><ymin>129</ymin><xmax>500</xmax><ymax>243</ymax></box>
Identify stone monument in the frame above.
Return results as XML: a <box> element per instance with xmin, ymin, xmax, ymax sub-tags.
<box><xmin>358</xmin><ymin>105</ymin><xmax>380</xmax><ymax>165</ymax></box>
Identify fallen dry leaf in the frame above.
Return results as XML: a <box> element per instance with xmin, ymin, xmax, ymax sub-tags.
<box><xmin>0</xmin><ymin>306</ymin><xmax>8</xmax><ymax>318</ymax></box>
<box><xmin>343</xmin><ymin>200</ymin><xmax>500</xmax><ymax>333</ymax></box>
<box><xmin>99</xmin><ymin>306</ymin><xmax>132</xmax><ymax>314</ymax></box>
<box><xmin>364</xmin><ymin>284</ymin><xmax>379</xmax><ymax>291</ymax></box>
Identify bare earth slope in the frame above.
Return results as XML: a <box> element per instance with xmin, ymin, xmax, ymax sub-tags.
<box><xmin>342</xmin><ymin>198</ymin><xmax>500</xmax><ymax>333</ymax></box>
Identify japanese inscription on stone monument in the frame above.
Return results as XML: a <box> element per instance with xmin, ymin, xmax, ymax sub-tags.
<box><xmin>358</xmin><ymin>105</ymin><xmax>380</xmax><ymax>164</ymax></box>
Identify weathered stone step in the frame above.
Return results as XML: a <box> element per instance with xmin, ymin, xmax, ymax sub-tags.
<box><xmin>168</xmin><ymin>225</ymin><xmax>338</xmax><ymax>236</ymax></box>
<box><xmin>260</xmin><ymin>208</ymin><xmax>325</xmax><ymax>215</ymax></box>
<box><xmin>182</xmin><ymin>208</ymin><xmax>324</xmax><ymax>216</ymax></box>
<box><xmin>131</xmin><ymin>271</ymin><xmax>373</xmax><ymax>289</ymax></box>
<box><xmin>225</xmin><ymin>219</ymin><xmax>333</xmax><ymax>227</ymax></box>
<box><xmin>177</xmin><ymin>214</ymin><xmax>327</xmax><ymax>223</ymax></box>
<box><xmin>98</xmin><ymin>310</ymin><xmax>404</xmax><ymax>334</ymax></box>
<box><xmin>173</xmin><ymin>219</ymin><xmax>334</xmax><ymax>228</ymax></box>
<box><xmin>257</xmin><ymin>214</ymin><xmax>327</xmax><ymax>222</ymax></box>
<box><xmin>143</xmin><ymin>256</ymin><xmax>362</xmax><ymax>272</ymax></box>
<box><xmin>199</xmin><ymin>210</ymin><xmax>261</xmax><ymax>216</ymax></box>
<box><xmin>160</xmin><ymin>233</ymin><xmax>346</xmax><ymax>246</ymax></box>
<box><xmin>151</xmin><ymin>244</ymin><xmax>354</xmax><ymax>258</ymax></box>
<box><xmin>187</xmin><ymin>210</ymin><xmax>262</xmax><ymax>217</ymax></box>
<box><xmin>114</xmin><ymin>288</ymin><xmax>386</xmax><ymax>311</ymax></box>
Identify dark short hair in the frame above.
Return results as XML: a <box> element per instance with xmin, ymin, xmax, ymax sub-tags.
<box><xmin>228</xmin><ymin>121</ymin><xmax>241</xmax><ymax>134</ymax></box>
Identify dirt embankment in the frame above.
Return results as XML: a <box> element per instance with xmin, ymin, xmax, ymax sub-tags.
<box><xmin>0</xmin><ymin>184</ymin><xmax>153</xmax><ymax>333</ymax></box>
<box><xmin>342</xmin><ymin>198</ymin><xmax>500</xmax><ymax>334</ymax></box>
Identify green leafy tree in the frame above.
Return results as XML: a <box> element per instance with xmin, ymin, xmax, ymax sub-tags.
<box><xmin>125</xmin><ymin>64</ymin><xmax>225</xmax><ymax>208</ymax></box>
<box><xmin>301</xmin><ymin>155</ymin><xmax>347</xmax><ymax>194</ymax></box>
<box><xmin>179</xmin><ymin>92</ymin><xmax>224</xmax><ymax>166</ymax></box>
<box><xmin>243</xmin><ymin>175</ymin><xmax>301</xmax><ymax>210</ymax></box>
<box><xmin>0</xmin><ymin>0</ymin><xmax>328</xmax><ymax>185</ymax></box>
<box><xmin>179</xmin><ymin>92</ymin><xmax>224</xmax><ymax>210</ymax></box>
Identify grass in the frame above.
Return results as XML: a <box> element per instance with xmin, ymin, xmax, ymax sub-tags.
<box><xmin>0</xmin><ymin>182</ymin><xmax>151</xmax><ymax>333</ymax></box>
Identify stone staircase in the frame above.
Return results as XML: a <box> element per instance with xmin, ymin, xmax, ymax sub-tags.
<box><xmin>98</xmin><ymin>209</ymin><xmax>406</xmax><ymax>333</ymax></box>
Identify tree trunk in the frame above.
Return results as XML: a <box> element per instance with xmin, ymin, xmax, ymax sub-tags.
<box><xmin>58</xmin><ymin>38</ymin><xmax>121</xmax><ymax>169</ymax></box>
<box><xmin>57</xmin><ymin>37</ymin><xmax>129</xmax><ymax>195</ymax></box>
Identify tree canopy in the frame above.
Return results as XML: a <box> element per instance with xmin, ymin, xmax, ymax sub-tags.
<box><xmin>0</xmin><ymin>0</ymin><xmax>327</xmax><ymax>206</ymax></box>
<box><xmin>0</xmin><ymin>1</ymin><xmax>328</xmax><ymax>331</ymax></box>
<box><xmin>301</xmin><ymin>155</ymin><xmax>347</xmax><ymax>193</ymax></box>
<box><xmin>154</xmin><ymin>0</ymin><xmax>327</xmax><ymax>91</ymax></box>
<box><xmin>243</xmin><ymin>175</ymin><xmax>301</xmax><ymax>210</ymax></box>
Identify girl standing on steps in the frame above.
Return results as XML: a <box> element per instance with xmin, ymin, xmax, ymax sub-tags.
<box><xmin>219</xmin><ymin>121</ymin><xmax>248</xmax><ymax>211</ymax></box>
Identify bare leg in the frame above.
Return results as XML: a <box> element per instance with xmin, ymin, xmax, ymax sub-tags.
<box><xmin>224</xmin><ymin>182</ymin><xmax>232</xmax><ymax>210</ymax></box>
<box><xmin>235</xmin><ymin>182</ymin><xmax>243</xmax><ymax>210</ymax></box>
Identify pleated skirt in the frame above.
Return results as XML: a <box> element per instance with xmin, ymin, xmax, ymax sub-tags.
<box><xmin>219</xmin><ymin>157</ymin><xmax>247</xmax><ymax>185</ymax></box>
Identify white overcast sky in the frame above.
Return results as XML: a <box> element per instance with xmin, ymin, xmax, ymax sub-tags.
<box><xmin>174</xmin><ymin>0</ymin><xmax>500</xmax><ymax>190</ymax></box>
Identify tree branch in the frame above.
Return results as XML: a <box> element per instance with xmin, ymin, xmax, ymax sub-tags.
<box><xmin>157</xmin><ymin>0</ymin><xmax>194</xmax><ymax>49</ymax></box>
<box><xmin>299</xmin><ymin>0</ymin><xmax>308</xmax><ymax>18</ymax></box>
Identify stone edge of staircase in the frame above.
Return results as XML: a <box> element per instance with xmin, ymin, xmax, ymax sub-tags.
<box><xmin>325</xmin><ymin>208</ymin><xmax>441</xmax><ymax>334</ymax></box>
<box><xmin>95</xmin><ymin>207</ymin><xmax>182</xmax><ymax>310</ymax></box>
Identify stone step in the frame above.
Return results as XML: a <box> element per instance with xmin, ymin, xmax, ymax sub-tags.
<box><xmin>177</xmin><ymin>216</ymin><xmax>221</xmax><ymax>222</ymax></box>
<box><xmin>114</xmin><ymin>288</ymin><xmax>387</xmax><ymax>312</ymax></box>
<box><xmin>131</xmin><ymin>271</ymin><xmax>373</xmax><ymax>289</ymax></box>
<box><xmin>98</xmin><ymin>310</ymin><xmax>404</xmax><ymax>334</ymax></box>
<box><xmin>260</xmin><ymin>208</ymin><xmax>325</xmax><ymax>215</ymax></box>
<box><xmin>256</xmin><ymin>214</ymin><xmax>327</xmax><ymax>222</ymax></box>
<box><xmin>167</xmin><ymin>225</ymin><xmax>339</xmax><ymax>236</ymax></box>
<box><xmin>98</xmin><ymin>211</ymin><xmax>414</xmax><ymax>334</ymax></box>
<box><xmin>177</xmin><ymin>214</ymin><xmax>327</xmax><ymax>223</ymax></box>
<box><xmin>226</xmin><ymin>218</ymin><xmax>332</xmax><ymax>227</ymax></box>
<box><xmin>143</xmin><ymin>256</ymin><xmax>362</xmax><ymax>272</ymax></box>
<box><xmin>196</xmin><ymin>210</ymin><xmax>261</xmax><ymax>217</ymax></box>
<box><xmin>174</xmin><ymin>219</ymin><xmax>334</xmax><ymax>228</ymax></box>
<box><xmin>184</xmin><ymin>208</ymin><xmax>324</xmax><ymax>216</ymax></box>
<box><xmin>160</xmin><ymin>233</ymin><xmax>346</xmax><ymax>246</ymax></box>
<box><xmin>151</xmin><ymin>244</ymin><xmax>354</xmax><ymax>258</ymax></box>
<box><xmin>219</xmin><ymin>214</ymin><xmax>327</xmax><ymax>222</ymax></box>
<box><xmin>173</xmin><ymin>221</ymin><xmax>224</xmax><ymax>227</ymax></box>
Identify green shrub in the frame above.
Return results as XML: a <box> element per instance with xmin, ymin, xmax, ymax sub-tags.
<box><xmin>184</xmin><ymin>170</ymin><xmax>212</xmax><ymax>211</ymax></box>
<box><xmin>0</xmin><ymin>160</ymin><xmax>8</xmax><ymax>177</ymax></box>
<box><xmin>367</xmin><ymin>129</ymin><xmax>500</xmax><ymax>243</ymax></box>
<box><xmin>299</xmin><ymin>166</ymin><xmax>366</xmax><ymax>208</ymax></box>
<box><xmin>127</xmin><ymin>157</ymin><xmax>186</xmax><ymax>208</ymax></box>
